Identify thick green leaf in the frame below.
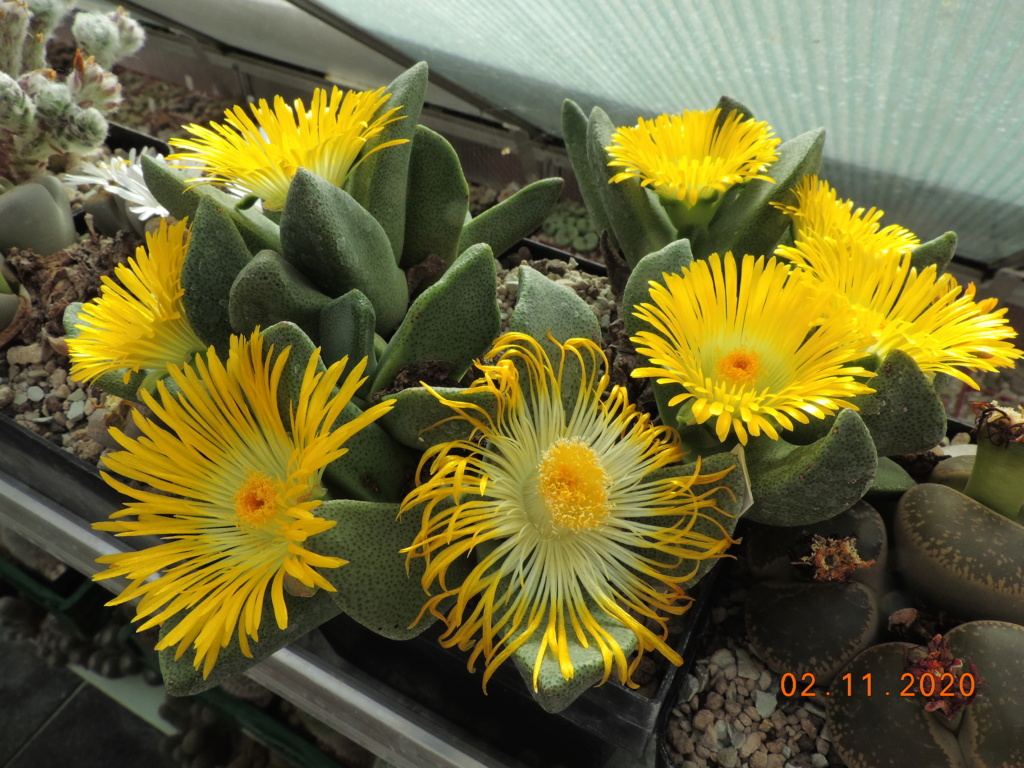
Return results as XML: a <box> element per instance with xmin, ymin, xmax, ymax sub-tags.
<box><xmin>319</xmin><ymin>290</ymin><xmax>377</xmax><ymax>399</ymax></box>
<box><xmin>279</xmin><ymin>169</ymin><xmax>408</xmax><ymax>335</ymax></box>
<box><xmin>370</xmin><ymin>243</ymin><xmax>499</xmax><ymax>394</ymax></box>
<box><xmin>308</xmin><ymin>500</ymin><xmax>434</xmax><ymax>640</ymax></box>
<box><xmin>229</xmin><ymin>250</ymin><xmax>331</xmax><ymax>344</ymax></box>
<box><xmin>379</xmin><ymin>386</ymin><xmax>499</xmax><ymax>450</ymax></box>
<box><xmin>696</xmin><ymin>128</ymin><xmax>824</xmax><ymax>260</ymax></box>
<box><xmin>457</xmin><ymin>178</ymin><xmax>563</xmax><ymax>258</ymax></box>
<box><xmin>561</xmin><ymin>99</ymin><xmax>616</xmax><ymax>250</ymax></box>
<box><xmin>909</xmin><ymin>231</ymin><xmax>957</xmax><ymax>274</ymax></box>
<box><xmin>401</xmin><ymin>125</ymin><xmax>468</xmax><ymax>269</ymax></box>
<box><xmin>346</xmin><ymin>62</ymin><xmax>429</xmax><ymax>261</ymax></box>
<box><xmin>745</xmin><ymin>409</ymin><xmax>877</xmax><ymax>526</ymax></box>
<box><xmin>181</xmin><ymin>196</ymin><xmax>253</xmax><ymax>354</ymax></box>
<box><xmin>622</xmin><ymin>238</ymin><xmax>693</xmax><ymax>338</ymax></box>
<box><xmin>140</xmin><ymin>154</ymin><xmax>281</xmax><ymax>254</ymax></box>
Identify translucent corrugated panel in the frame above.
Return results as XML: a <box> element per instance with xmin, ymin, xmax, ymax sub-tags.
<box><xmin>298</xmin><ymin>0</ymin><xmax>1024</xmax><ymax>267</ymax></box>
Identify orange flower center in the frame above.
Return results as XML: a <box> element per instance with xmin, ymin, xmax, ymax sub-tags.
<box><xmin>715</xmin><ymin>347</ymin><xmax>762</xmax><ymax>386</ymax></box>
<box><xmin>234</xmin><ymin>471</ymin><xmax>279</xmax><ymax>526</ymax></box>
<box><xmin>537</xmin><ymin>438</ymin><xmax>610</xmax><ymax>532</ymax></box>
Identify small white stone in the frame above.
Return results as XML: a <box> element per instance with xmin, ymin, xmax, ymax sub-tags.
<box><xmin>754</xmin><ymin>690</ymin><xmax>778</xmax><ymax>719</ymax></box>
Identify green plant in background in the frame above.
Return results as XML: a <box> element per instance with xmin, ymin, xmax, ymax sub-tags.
<box><xmin>539</xmin><ymin>199</ymin><xmax>599</xmax><ymax>253</ymax></box>
<box><xmin>0</xmin><ymin>1</ymin><xmax>144</xmax><ymax>186</ymax></box>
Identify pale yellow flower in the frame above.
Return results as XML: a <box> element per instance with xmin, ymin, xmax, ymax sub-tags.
<box><xmin>403</xmin><ymin>333</ymin><xmax>735</xmax><ymax>690</ymax></box>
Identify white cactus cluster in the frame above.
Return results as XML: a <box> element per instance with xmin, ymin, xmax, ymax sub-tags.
<box><xmin>0</xmin><ymin>0</ymin><xmax>144</xmax><ymax>186</ymax></box>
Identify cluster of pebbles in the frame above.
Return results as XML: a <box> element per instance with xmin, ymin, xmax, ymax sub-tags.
<box><xmin>0</xmin><ymin>340</ymin><xmax>120</xmax><ymax>465</ymax></box>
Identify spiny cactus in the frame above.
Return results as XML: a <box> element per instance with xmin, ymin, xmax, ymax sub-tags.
<box><xmin>0</xmin><ymin>1</ymin><xmax>144</xmax><ymax>185</ymax></box>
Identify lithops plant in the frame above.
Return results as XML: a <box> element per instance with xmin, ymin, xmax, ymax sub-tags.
<box><xmin>827</xmin><ymin>622</ymin><xmax>1024</xmax><ymax>768</ymax></box>
<box><xmin>745</xmin><ymin>501</ymin><xmax>887</xmax><ymax>685</ymax></box>
<box><xmin>894</xmin><ymin>403</ymin><xmax>1024</xmax><ymax>626</ymax></box>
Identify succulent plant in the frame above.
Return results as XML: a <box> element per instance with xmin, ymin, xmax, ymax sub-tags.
<box><xmin>827</xmin><ymin>622</ymin><xmax>1024</xmax><ymax>768</ymax></box>
<box><xmin>561</xmin><ymin>97</ymin><xmax>1021</xmax><ymax>531</ymax></box>
<box><xmin>0</xmin><ymin>1</ymin><xmax>144</xmax><ymax>185</ymax></box>
<box><xmin>744</xmin><ymin>501</ymin><xmax>888</xmax><ymax>685</ymax></box>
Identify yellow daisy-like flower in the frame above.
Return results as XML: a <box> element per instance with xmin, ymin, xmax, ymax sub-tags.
<box><xmin>773</xmin><ymin>174</ymin><xmax>920</xmax><ymax>256</ymax></box>
<box><xmin>92</xmin><ymin>332</ymin><xmax>394</xmax><ymax>677</ymax></box>
<box><xmin>779</xmin><ymin>236</ymin><xmax>1023</xmax><ymax>386</ymax></box>
<box><xmin>631</xmin><ymin>253</ymin><xmax>877</xmax><ymax>445</ymax></box>
<box><xmin>403</xmin><ymin>332</ymin><xmax>736</xmax><ymax>691</ymax></box>
<box><xmin>606</xmin><ymin>109</ymin><xmax>781</xmax><ymax>206</ymax></box>
<box><xmin>68</xmin><ymin>218</ymin><xmax>205</xmax><ymax>385</ymax></box>
<box><xmin>168</xmin><ymin>86</ymin><xmax>406</xmax><ymax>210</ymax></box>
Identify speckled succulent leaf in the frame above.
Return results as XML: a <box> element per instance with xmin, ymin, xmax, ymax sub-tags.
<box><xmin>895</xmin><ymin>483</ymin><xmax>1024</xmax><ymax>624</ymax></box>
<box><xmin>744</xmin><ymin>409</ymin><xmax>877</xmax><ymax>526</ymax></box>
<box><xmin>378</xmin><ymin>386</ymin><xmax>499</xmax><ymax>450</ymax></box>
<box><xmin>511</xmin><ymin>607</ymin><xmax>638</xmax><ymax>713</ymax></box>
<box><xmin>621</xmin><ymin>238</ymin><xmax>693</xmax><ymax>338</ymax></box>
<box><xmin>747</xmin><ymin>581</ymin><xmax>880</xmax><ymax>685</ymax></box>
<box><xmin>346</xmin><ymin>62</ymin><xmax>428</xmax><ymax>261</ymax></box>
<box><xmin>846</xmin><ymin>349</ymin><xmax>947</xmax><ymax>456</ymax></box>
<box><xmin>714</xmin><ymin>95</ymin><xmax>755</xmax><ymax>124</ymax></box>
<box><xmin>456</xmin><ymin>177</ymin><xmax>563</xmax><ymax>258</ymax></box>
<box><xmin>181</xmin><ymin>196</ymin><xmax>252</xmax><ymax>354</ymax></box>
<box><xmin>306</xmin><ymin>499</ymin><xmax>442</xmax><ymax>639</ymax></box>
<box><xmin>509</xmin><ymin>263</ymin><xmax>601</xmax><ymax>345</ymax></box>
<box><xmin>259</xmin><ymin>321</ymin><xmax>325</xmax><ymax>414</ymax></box>
<box><xmin>228</xmin><ymin>250</ymin><xmax>331</xmax><ymax>344</ymax></box>
<box><xmin>260</xmin><ymin>322</ymin><xmax>415</xmax><ymax>503</ymax></box>
<box><xmin>909</xmin><ymin>231</ymin><xmax>957</xmax><ymax>275</ymax></box>
<box><xmin>319</xmin><ymin>290</ymin><xmax>377</xmax><ymax>399</ymax></box>
<box><xmin>370</xmin><ymin>243</ymin><xmax>500</xmax><ymax>395</ymax></box>
<box><xmin>62</xmin><ymin>301</ymin><xmax>148</xmax><ymax>399</ymax></box>
<box><xmin>139</xmin><ymin>154</ymin><xmax>281</xmax><ymax>254</ymax></box>
<box><xmin>509</xmin><ymin>263</ymin><xmax>601</xmax><ymax>413</ymax></box>
<box><xmin>695</xmin><ymin>128</ymin><xmax>824</xmax><ymax>261</ymax></box>
<box><xmin>586</xmin><ymin>106</ymin><xmax>676</xmax><ymax>268</ymax></box>
<box><xmin>159</xmin><ymin>588</ymin><xmax>343</xmax><ymax>696</ymax></box>
<box><xmin>279</xmin><ymin>168</ymin><xmax>407</xmax><ymax>335</ymax></box>
<box><xmin>400</xmin><ymin>124</ymin><xmax>468</xmax><ymax>270</ymax></box>
<box><xmin>949</xmin><ymin>621</ymin><xmax>1024</xmax><ymax>767</ymax></box>
<box><xmin>643</xmin><ymin>452</ymin><xmax>749</xmax><ymax>587</ymax></box>
<box><xmin>828</xmin><ymin>623</ymin><xmax>1024</xmax><ymax>768</ymax></box>
<box><xmin>561</xmin><ymin>99</ymin><xmax>617</xmax><ymax>251</ymax></box>
<box><xmin>867</xmin><ymin>457</ymin><xmax>917</xmax><ymax>496</ymax></box>
<box><xmin>320</xmin><ymin>400</ymin><xmax>418</xmax><ymax>503</ymax></box>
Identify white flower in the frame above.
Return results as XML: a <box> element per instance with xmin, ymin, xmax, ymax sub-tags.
<box><xmin>64</xmin><ymin>147</ymin><xmax>171</xmax><ymax>221</ymax></box>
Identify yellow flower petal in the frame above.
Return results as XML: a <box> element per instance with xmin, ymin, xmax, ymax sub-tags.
<box><xmin>92</xmin><ymin>331</ymin><xmax>394</xmax><ymax>676</ymax></box>
<box><xmin>631</xmin><ymin>252</ymin><xmax>877</xmax><ymax>445</ymax></box>
<box><xmin>773</xmin><ymin>174</ymin><xmax>919</xmax><ymax>256</ymax></box>
<box><xmin>779</xmin><ymin>236</ymin><xmax>1023</xmax><ymax>386</ymax></box>
<box><xmin>606</xmin><ymin>109</ymin><xmax>780</xmax><ymax>206</ymax></box>
<box><xmin>403</xmin><ymin>332</ymin><xmax>736</xmax><ymax>691</ymax></box>
<box><xmin>68</xmin><ymin>218</ymin><xmax>205</xmax><ymax>385</ymax></box>
<box><xmin>168</xmin><ymin>86</ymin><xmax>407</xmax><ymax>210</ymax></box>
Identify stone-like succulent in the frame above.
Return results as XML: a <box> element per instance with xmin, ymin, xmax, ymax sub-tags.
<box><xmin>0</xmin><ymin>2</ymin><xmax>144</xmax><ymax>185</ymax></box>
<box><xmin>894</xmin><ymin>403</ymin><xmax>1024</xmax><ymax>626</ymax></box>
<box><xmin>827</xmin><ymin>622</ymin><xmax>1023</xmax><ymax>768</ymax></box>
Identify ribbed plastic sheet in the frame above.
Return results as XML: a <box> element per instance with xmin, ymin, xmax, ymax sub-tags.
<box><xmin>296</xmin><ymin>0</ymin><xmax>1024</xmax><ymax>266</ymax></box>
